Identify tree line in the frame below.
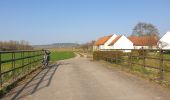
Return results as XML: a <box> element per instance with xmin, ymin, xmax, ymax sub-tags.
<box><xmin>0</xmin><ymin>40</ymin><xmax>33</xmax><ymax>51</ymax></box>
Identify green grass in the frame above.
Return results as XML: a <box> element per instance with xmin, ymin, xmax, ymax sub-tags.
<box><xmin>0</xmin><ymin>51</ymin><xmax>75</xmax><ymax>84</ymax></box>
<box><xmin>164</xmin><ymin>54</ymin><xmax>170</xmax><ymax>59</ymax></box>
<box><xmin>0</xmin><ymin>51</ymin><xmax>75</xmax><ymax>96</ymax></box>
<box><xmin>50</xmin><ymin>51</ymin><xmax>75</xmax><ymax>61</ymax></box>
<box><xmin>0</xmin><ymin>51</ymin><xmax>43</xmax><ymax>88</ymax></box>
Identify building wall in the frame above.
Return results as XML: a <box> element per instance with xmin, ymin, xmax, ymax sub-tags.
<box><xmin>159</xmin><ymin>31</ymin><xmax>170</xmax><ymax>49</ymax></box>
<box><xmin>134</xmin><ymin>46</ymin><xmax>157</xmax><ymax>49</ymax></box>
<box><xmin>111</xmin><ymin>35</ymin><xmax>133</xmax><ymax>50</ymax></box>
<box><xmin>103</xmin><ymin>34</ymin><xmax>117</xmax><ymax>49</ymax></box>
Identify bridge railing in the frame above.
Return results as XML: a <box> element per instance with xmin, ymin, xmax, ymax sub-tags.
<box><xmin>0</xmin><ymin>50</ymin><xmax>44</xmax><ymax>89</ymax></box>
<box><xmin>93</xmin><ymin>49</ymin><xmax>170</xmax><ymax>81</ymax></box>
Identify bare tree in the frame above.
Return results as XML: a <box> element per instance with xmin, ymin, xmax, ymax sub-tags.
<box><xmin>131</xmin><ymin>22</ymin><xmax>160</xmax><ymax>49</ymax></box>
<box><xmin>132</xmin><ymin>22</ymin><xmax>159</xmax><ymax>37</ymax></box>
<box><xmin>0</xmin><ymin>40</ymin><xmax>33</xmax><ymax>51</ymax></box>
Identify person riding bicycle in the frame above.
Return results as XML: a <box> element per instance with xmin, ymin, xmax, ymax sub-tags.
<box><xmin>42</xmin><ymin>49</ymin><xmax>51</xmax><ymax>67</ymax></box>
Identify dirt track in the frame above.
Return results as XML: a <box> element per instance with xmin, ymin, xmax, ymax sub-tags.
<box><xmin>2</xmin><ymin>54</ymin><xmax>170</xmax><ymax>100</ymax></box>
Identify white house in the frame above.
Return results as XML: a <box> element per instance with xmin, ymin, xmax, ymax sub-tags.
<box><xmin>109</xmin><ymin>35</ymin><xmax>133</xmax><ymax>52</ymax></box>
<box><xmin>158</xmin><ymin>31</ymin><xmax>170</xmax><ymax>49</ymax></box>
<box><xmin>94</xmin><ymin>34</ymin><xmax>117</xmax><ymax>50</ymax></box>
<box><xmin>93</xmin><ymin>34</ymin><xmax>134</xmax><ymax>51</ymax></box>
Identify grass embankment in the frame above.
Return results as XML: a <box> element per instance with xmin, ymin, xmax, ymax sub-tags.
<box><xmin>50</xmin><ymin>51</ymin><xmax>75</xmax><ymax>61</ymax></box>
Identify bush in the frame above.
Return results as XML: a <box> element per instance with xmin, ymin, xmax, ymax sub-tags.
<box><xmin>131</xmin><ymin>49</ymin><xmax>148</xmax><ymax>59</ymax></box>
<box><xmin>93</xmin><ymin>51</ymin><xmax>123</xmax><ymax>63</ymax></box>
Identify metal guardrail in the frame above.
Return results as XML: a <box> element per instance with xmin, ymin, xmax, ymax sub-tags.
<box><xmin>93</xmin><ymin>49</ymin><xmax>170</xmax><ymax>80</ymax></box>
<box><xmin>0</xmin><ymin>50</ymin><xmax>44</xmax><ymax>88</ymax></box>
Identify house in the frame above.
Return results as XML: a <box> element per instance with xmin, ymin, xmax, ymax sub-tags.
<box><xmin>128</xmin><ymin>36</ymin><xmax>159</xmax><ymax>49</ymax></box>
<box><xmin>158</xmin><ymin>31</ymin><xmax>170</xmax><ymax>49</ymax></box>
<box><xmin>93</xmin><ymin>34</ymin><xmax>133</xmax><ymax>51</ymax></box>
<box><xmin>109</xmin><ymin>35</ymin><xmax>133</xmax><ymax>52</ymax></box>
<box><xmin>93</xmin><ymin>34</ymin><xmax>117</xmax><ymax>50</ymax></box>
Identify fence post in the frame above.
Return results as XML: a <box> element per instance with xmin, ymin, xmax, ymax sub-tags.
<box><xmin>115</xmin><ymin>52</ymin><xmax>117</xmax><ymax>63</ymax></box>
<box><xmin>0</xmin><ymin>52</ymin><xmax>2</xmax><ymax>87</ymax></box>
<box><xmin>12</xmin><ymin>52</ymin><xmax>16</xmax><ymax>81</ymax></box>
<box><xmin>143</xmin><ymin>49</ymin><xmax>146</xmax><ymax>68</ymax></box>
<box><xmin>21</xmin><ymin>52</ymin><xmax>24</xmax><ymax>75</ymax></box>
<box><xmin>28</xmin><ymin>52</ymin><xmax>30</xmax><ymax>73</ymax></box>
<box><xmin>32</xmin><ymin>51</ymin><xmax>34</xmax><ymax>68</ymax></box>
<box><xmin>159</xmin><ymin>49</ymin><xmax>163</xmax><ymax>80</ymax></box>
<box><xmin>128</xmin><ymin>52</ymin><xmax>132</xmax><ymax>68</ymax></box>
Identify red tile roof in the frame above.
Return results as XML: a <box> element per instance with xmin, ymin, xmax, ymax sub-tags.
<box><xmin>109</xmin><ymin>35</ymin><xmax>122</xmax><ymax>46</ymax></box>
<box><xmin>95</xmin><ymin>35</ymin><xmax>113</xmax><ymax>46</ymax></box>
<box><xmin>128</xmin><ymin>36</ymin><xmax>158</xmax><ymax>46</ymax></box>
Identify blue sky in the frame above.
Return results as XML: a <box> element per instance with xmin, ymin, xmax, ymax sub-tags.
<box><xmin>0</xmin><ymin>0</ymin><xmax>170</xmax><ymax>45</ymax></box>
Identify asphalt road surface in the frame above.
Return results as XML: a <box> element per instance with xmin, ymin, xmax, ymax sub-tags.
<box><xmin>2</xmin><ymin>54</ymin><xmax>170</xmax><ymax>100</ymax></box>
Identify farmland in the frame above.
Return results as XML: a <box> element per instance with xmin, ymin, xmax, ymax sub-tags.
<box><xmin>1</xmin><ymin>51</ymin><xmax>75</xmax><ymax>72</ymax></box>
<box><xmin>50</xmin><ymin>51</ymin><xmax>75</xmax><ymax>61</ymax></box>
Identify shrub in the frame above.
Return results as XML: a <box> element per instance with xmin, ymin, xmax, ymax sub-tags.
<box><xmin>93</xmin><ymin>51</ymin><xmax>123</xmax><ymax>63</ymax></box>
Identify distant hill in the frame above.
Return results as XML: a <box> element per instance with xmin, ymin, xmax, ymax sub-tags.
<box><xmin>32</xmin><ymin>43</ymin><xmax>79</xmax><ymax>49</ymax></box>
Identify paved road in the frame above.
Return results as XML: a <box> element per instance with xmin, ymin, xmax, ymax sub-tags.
<box><xmin>3</xmin><ymin>54</ymin><xmax>170</xmax><ymax>100</ymax></box>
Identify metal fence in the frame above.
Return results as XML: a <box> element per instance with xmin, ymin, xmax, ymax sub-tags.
<box><xmin>0</xmin><ymin>50</ymin><xmax>44</xmax><ymax>88</ymax></box>
<box><xmin>93</xmin><ymin>49</ymin><xmax>170</xmax><ymax>81</ymax></box>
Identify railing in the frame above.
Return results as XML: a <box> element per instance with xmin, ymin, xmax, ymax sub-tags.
<box><xmin>0</xmin><ymin>50</ymin><xmax>44</xmax><ymax>89</ymax></box>
<box><xmin>93</xmin><ymin>49</ymin><xmax>170</xmax><ymax>81</ymax></box>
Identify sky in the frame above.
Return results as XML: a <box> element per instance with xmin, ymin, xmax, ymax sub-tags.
<box><xmin>0</xmin><ymin>0</ymin><xmax>170</xmax><ymax>45</ymax></box>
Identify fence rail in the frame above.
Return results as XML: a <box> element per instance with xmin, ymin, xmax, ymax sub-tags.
<box><xmin>93</xmin><ymin>49</ymin><xmax>170</xmax><ymax>81</ymax></box>
<box><xmin>0</xmin><ymin>50</ymin><xmax>44</xmax><ymax>89</ymax></box>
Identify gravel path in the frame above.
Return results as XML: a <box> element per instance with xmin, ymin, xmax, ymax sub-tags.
<box><xmin>2</xmin><ymin>55</ymin><xmax>170</xmax><ymax>100</ymax></box>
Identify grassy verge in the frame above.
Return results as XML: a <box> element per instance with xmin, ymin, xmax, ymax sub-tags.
<box><xmin>50</xmin><ymin>51</ymin><xmax>75</xmax><ymax>62</ymax></box>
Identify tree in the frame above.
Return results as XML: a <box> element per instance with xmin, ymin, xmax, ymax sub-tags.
<box><xmin>0</xmin><ymin>40</ymin><xmax>33</xmax><ymax>50</ymax></box>
<box><xmin>132</xmin><ymin>22</ymin><xmax>159</xmax><ymax>37</ymax></box>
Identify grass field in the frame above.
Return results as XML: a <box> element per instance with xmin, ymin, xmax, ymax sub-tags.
<box><xmin>50</xmin><ymin>51</ymin><xmax>75</xmax><ymax>61</ymax></box>
<box><xmin>164</xmin><ymin>54</ymin><xmax>170</xmax><ymax>59</ymax></box>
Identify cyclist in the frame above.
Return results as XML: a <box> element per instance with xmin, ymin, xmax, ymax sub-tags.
<box><xmin>42</xmin><ymin>49</ymin><xmax>51</xmax><ymax>67</ymax></box>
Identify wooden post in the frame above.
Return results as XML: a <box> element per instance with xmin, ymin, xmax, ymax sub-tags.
<box><xmin>12</xmin><ymin>52</ymin><xmax>16</xmax><ymax>81</ymax></box>
<box><xmin>129</xmin><ymin>53</ymin><xmax>132</xmax><ymax>68</ymax></box>
<box><xmin>22</xmin><ymin>52</ymin><xmax>24</xmax><ymax>75</ymax></box>
<box><xmin>33</xmin><ymin>51</ymin><xmax>35</xmax><ymax>69</ymax></box>
<box><xmin>30</xmin><ymin>52</ymin><xmax>32</xmax><ymax>70</ymax></box>
<box><xmin>115</xmin><ymin>52</ymin><xmax>117</xmax><ymax>63</ymax></box>
<box><xmin>27</xmin><ymin>52</ymin><xmax>30</xmax><ymax>73</ymax></box>
<box><xmin>159</xmin><ymin>49</ymin><xmax>163</xmax><ymax>80</ymax></box>
<box><xmin>0</xmin><ymin>52</ymin><xmax>2</xmax><ymax>87</ymax></box>
<box><xmin>143</xmin><ymin>49</ymin><xmax>146</xmax><ymax>68</ymax></box>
